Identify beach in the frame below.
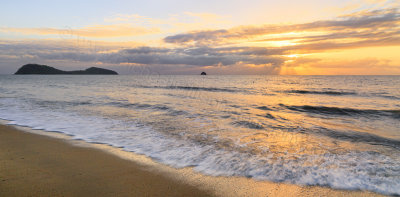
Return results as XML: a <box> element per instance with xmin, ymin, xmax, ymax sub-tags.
<box><xmin>1</xmin><ymin>75</ymin><xmax>399</xmax><ymax>196</ymax></box>
<box><xmin>0</xmin><ymin>123</ymin><xmax>385</xmax><ymax>197</ymax></box>
<box><xmin>0</xmin><ymin>124</ymin><xmax>211</xmax><ymax>197</ymax></box>
<box><xmin>1</xmin><ymin>0</ymin><xmax>399</xmax><ymax>194</ymax></box>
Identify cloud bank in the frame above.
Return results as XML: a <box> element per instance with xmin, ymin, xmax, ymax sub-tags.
<box><xmin>0</xmin><ymin>8</ymin><xmax>399</xmax><ymax>74</ymax></box>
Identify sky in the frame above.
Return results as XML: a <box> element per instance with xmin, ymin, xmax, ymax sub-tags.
<box><xmin>0</xmin><ymin>0</ymin><xmax>399</xmax><ymax>75</ymax></box>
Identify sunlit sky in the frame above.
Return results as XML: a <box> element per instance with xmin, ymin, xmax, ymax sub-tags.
<box><xmin>1</xmin><ymin>0</ymin><xmax>399</xmax><ymax>74</ymax></box>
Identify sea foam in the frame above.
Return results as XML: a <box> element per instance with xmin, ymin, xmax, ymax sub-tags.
<box><xmin>1</xmin><ymin>96</ymin><xmax>400</xmax><ymax>195</ymax></box>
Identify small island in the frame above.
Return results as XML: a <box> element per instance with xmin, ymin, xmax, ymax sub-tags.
<box><xmin>201</xmin><ymin>72</ymin><xmax>207</xmax><ymax>75</ymax></box>
<box><xmin>15</xmin><ymin>64</ymin><xmax>118</xmax><ymax>75</ymax></box>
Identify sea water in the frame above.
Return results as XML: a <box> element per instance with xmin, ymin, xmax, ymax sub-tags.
<box><xmin>0</xmin><ymin>75</ymin><xmax>399</xmax><ymax>195</ymax></box>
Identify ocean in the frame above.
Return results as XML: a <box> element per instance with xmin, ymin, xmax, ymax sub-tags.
<box><xmin>0</xmin><ymin>75</ymin><xmax>399</xmax><ymax>195</ymax></box>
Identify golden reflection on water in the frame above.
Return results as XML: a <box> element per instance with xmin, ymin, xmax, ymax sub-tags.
<box><xmin>96</xmin><ymin>79</ymin><xmax>379</xmax><ymax>160</ymax></box>
<box><xmin>81</xmin><ymin>75</ymin><xmax>398</xmax><ymax>171</ymax></box>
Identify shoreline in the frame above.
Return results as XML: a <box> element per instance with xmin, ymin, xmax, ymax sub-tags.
<box><xmin>0</xmin><ymin>122</ymin><xmax>385</xmax><ymax>196</ymax></box>
<box><xmin>0</xmin><ymin>123</ymin><xmax>212</xmax><ymax>197</ymax></box>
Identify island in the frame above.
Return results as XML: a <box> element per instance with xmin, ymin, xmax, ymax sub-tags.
<box><xmin>201</xmin><ymin>72</ymin><xmax>207</xmax><ymax>75</ymax></box>
<box><xmin>14</xmin><ymin>64</ymin><xmax>118</xmax><ymax>75</ymax></box>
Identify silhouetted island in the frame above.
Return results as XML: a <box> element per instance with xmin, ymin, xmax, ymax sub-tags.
<box><xmin>201</xmin><ymin>72</ymin><xmax>207</xmax><ymax>75</ymax></box>
<box><xmin>15</xmin><ymin>64</ymin><xmax>118</xmax><ymax>75</ymax></box>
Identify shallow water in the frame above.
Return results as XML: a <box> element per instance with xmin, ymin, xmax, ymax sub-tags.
<box><xmin>0</xmin><ymin>75</ymin><xmax>399</xmax><ymax>195</ymax></box>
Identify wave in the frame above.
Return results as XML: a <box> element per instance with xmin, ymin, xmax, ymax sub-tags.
<box><xmin>138</xmin><ymin>85</ymin><xmax>238</xmax><ymax>93</ymax></box>
<box><xmin>232</xmin><ymin>120</ymin><xmax>264</xmax><ymax>129</ymax></box>
<box><xmin>256</xmin><ymin>106</ymin><xmax>272</xmax><ymax>111</ymax></box>
<box><xmin>105</xmin><ymin>101</ymin><xmax>188</xmax><ymax>116</ymax></box>
<box><xmin>1</xmin><ymin>98</ymin><xmax>400</xmax><ymax>195</ymax></box>
<box><xmin>370</xmin><ymin>93</ymin><xmax>400</xmax><ymax>100</ymax></box>
<box><xmin>286</xmin><ymin>90</ymin><xmax>400</xmax><ymax>101</ymax></box>
<box><xmin>286</xmin><ymin>90</ymin><xmax>356</xmax><ymax>95</ymax></box>
<box><xmin>309</xmin><ymin>127</ymin><xmax>400</xmax><ymax>149</ymax></box>
<box><xmin>281</xmin><ymin>104</ymin><xmax>400</xmax><ymax>119</ymax></box>
<box><xmin>34</xmin><ymin>100</ymin><xmax>92</xmax><ymax>108</ymax></box>
<box><xmin>264</xmin><ymin>113</ymin><xmax>275</xmax><ymax>119</ymax></box>
<box><xmin>2</xmin><ymin>111</ymin><xmax>400</xmax><ymax>195</ymax></box>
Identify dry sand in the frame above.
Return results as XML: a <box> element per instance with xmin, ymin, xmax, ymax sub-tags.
<box><xmin>0</xmin><ymin>123</ymin><xmax>386</xmax><ymax>197</ymax></box>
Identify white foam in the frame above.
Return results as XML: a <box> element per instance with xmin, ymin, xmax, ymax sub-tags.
<box><xmin>1</xmin><ymin>97</ymin><xmax>400</xmax><ymax>195</ymax></box>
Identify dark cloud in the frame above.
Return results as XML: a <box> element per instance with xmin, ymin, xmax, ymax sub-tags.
<box><xmin>164</xmin><ymin>30</ymin><xmax>228</xmax><ymax>45</ymax></box>
<box><xmin>302</xmin><ymin>9</ymin><xmax>398</xmax><ymax>29</ymax></box>
<box><xmin>100</xmin><ymin>46</ymin><xmax>285</xmax><ymax>67</ymax></box>
<box><xmin>36</xmin><ymin>52</ymin><xmax>98</xmax><ymax>62</ymax></box>
<box><xmin>122</xmin><ymin>47</ymin><xmax>170</xmax><ymax>54</ymax></box>
<box><xmin>0</xmin><ymin>40</ymin><xmax>286</xmax><ymax>74</ymax></box>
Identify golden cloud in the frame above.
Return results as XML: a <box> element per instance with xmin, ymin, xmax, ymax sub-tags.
<box><xmin>164</xmin><ymin>8</ymin><xmax>400</xmax><ymax>52</ymax></box>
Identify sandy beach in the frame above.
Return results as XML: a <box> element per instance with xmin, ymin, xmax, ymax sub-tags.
<box><xmin>0</xmin><ymin>124</ymin><xmax>212</xmax><ymax>197</ymax></box>
<box><xmin>0</xmin><ymin>123</ymin><xmax>386</xmax><ymax>197</ymax></box>
<box><xmin>1</xmin><ymin>0</ymin><xmax>400</xmax><ymax>195</ymax></box>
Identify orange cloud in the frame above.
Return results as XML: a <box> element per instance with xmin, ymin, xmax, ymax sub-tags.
<box><xmin>164</xmin><ymin>8</ymin><xmax>400</xmax><ymax>49</ymax></box>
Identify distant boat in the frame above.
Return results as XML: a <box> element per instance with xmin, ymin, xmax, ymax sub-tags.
<box><xmin>201</xmin><ymin>72</ymin><xmax>207</xmax><ymax>75</ymax></box>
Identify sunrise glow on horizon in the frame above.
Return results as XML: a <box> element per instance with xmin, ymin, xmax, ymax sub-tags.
<box><xmin>1</xmin><ymin>0</ymin><xmax>399</xmax><ymax>75</ymax></box>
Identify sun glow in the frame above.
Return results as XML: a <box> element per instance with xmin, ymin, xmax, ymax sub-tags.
<box><xmin>267</xmin><ymin>40</ymin><xmax>299</xmax><ymax>47</ymax></box>
<box><xmin>285</xmin><ymin>54</ymin><xmax>299</xmax><ymax>58</ymax></box>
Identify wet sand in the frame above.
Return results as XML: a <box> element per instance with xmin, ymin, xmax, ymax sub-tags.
<box><xmin>0</xmin><ymin>124</ymin><xmax>212</xmax><ymax>197</ymax></box>
<box><xmin>0</xmin><ymin>123</ymin><xmax>385</xmax><ymax>197</ymax></box>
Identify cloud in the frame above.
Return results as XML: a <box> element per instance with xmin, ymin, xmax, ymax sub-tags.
<box><xmin>1</xmin><ymin>7</ymin><xmax>399</xmax><ymax>75</ymax></box>
<box><xmin>0</xmin><ymin>24</ymin><xmax>159</xmax><ymax>38</ymax></box>
<box><xmin>100</xmin><ymin>46</ymin><xmax>286</xmax><ymax>67</ymax></box>
<box><xmin>254</xmin><ymin>30</ymin><xmax>400</xmax><ymax>43</ymax></box>
<box><xmin>164</xmin><ymin>30</ymin><xmax>228</xmax><ymax>45</ymax></box>
<box><xmin>164</xmin><ymin>8</ymin><xmax>400</xmax><ymax>48</ymax></box>
<box><xmin>287</xmin><ymin>36</ymin><xmax>400</xmax><ymax>52</ymax></box>
<box><xmin>0</xmin><ymin>40</ymin><xmax>285</xmax><ymax>74</ymax></box>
